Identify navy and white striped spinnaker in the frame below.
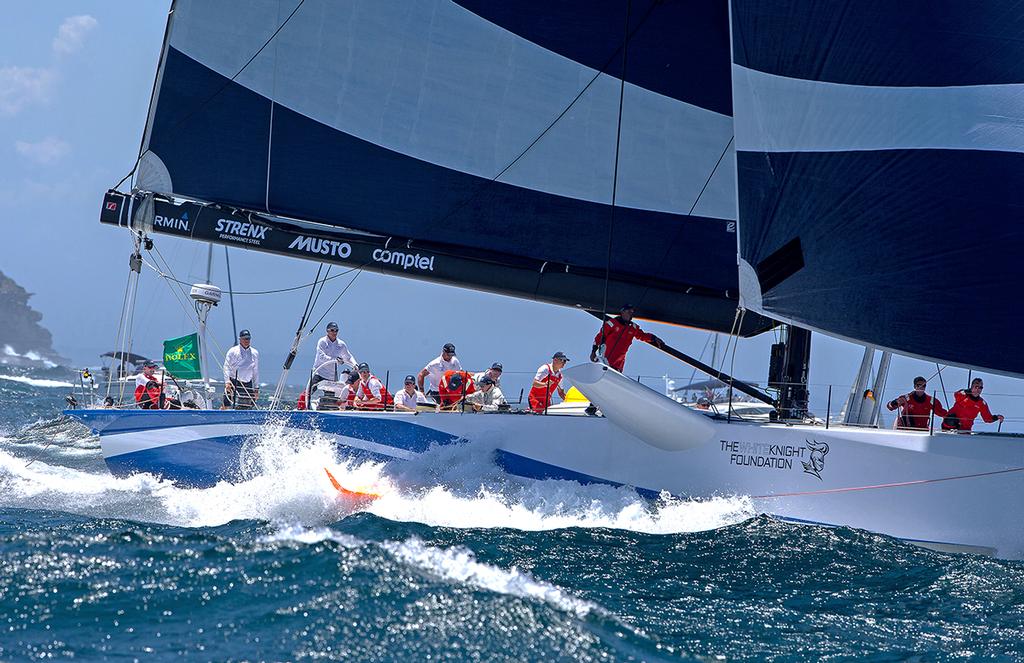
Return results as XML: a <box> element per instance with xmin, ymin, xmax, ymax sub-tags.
<box><xmin>125</xmin><ymin>0</ymin><xmax>773</xmax><ymax>336</ymax></box>
<box><xmin>732</xmin><ymin>0</ymin><xmax>1024</xmax><ymax>375</ymax></box>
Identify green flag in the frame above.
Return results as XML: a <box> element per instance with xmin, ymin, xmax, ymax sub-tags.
<box><xmin>163</xmin><ymin>333</ymin><xmax>202</xmax><ymax>380</ymax></box>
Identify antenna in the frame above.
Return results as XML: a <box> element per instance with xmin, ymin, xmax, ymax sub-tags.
<box><xmin>190</xmin><ymin>283</ymin><xmax>222</xmax><ymax>401</ymax></box>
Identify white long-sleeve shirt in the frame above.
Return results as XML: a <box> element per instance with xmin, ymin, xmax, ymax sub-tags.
<box><xmin>313</xmin><ymin>336</ymin><xmax>357</xmax><ymax>379</ymax></box>
<box><xmin>465</xmin><ymin>386</ymin><xmax>506</xmax><ymax>412</ymax></box>
<box><xmin>422</xmin><ymin>355</ymin><xmax>462</xmax><ymax>392</ymax></box>
<box><xmin>223</xmin><ymin>344</ymin><xmax>259</xmax><ymax>384</ymax></box>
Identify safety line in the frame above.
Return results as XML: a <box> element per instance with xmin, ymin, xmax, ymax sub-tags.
<box><xmin>754</xmin><ymin>465</ymin><xmax>1024</xmax><ymax>499</ymax></box>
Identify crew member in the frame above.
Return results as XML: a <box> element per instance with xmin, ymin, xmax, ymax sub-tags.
<box><xmin>473</xmin><ymin>362</ymin><xmax>503</xmax><ymax>388</ymax></box>
<box><xmin>393</xmin><ymin>374</ymin><xmax>425</xmax><ymax>412</ymax></box>
<box><xmin>353</xmin><ymin>362</ymin><xmax>392</xmax><ymax>410</ymax></box>
<box><xmin>529</xmin><ymin>352</ymin><xmax>568</xmax><ymax>413</ymax></box>
<box><xmin>309</xmin><ymin>321</ymin><xmax>358</xmax><ymax>400</ymax></box>
<box><xmin>942</xmin><ymin>378</ymin><xmax>1004</xmax><ymax>432</ymax></box>
<box><xmin>334</xmin><ymin>371</ymin><xmax>360</xmax><ymax>410</ymax></box>
<box><xmin>134</xmin><ymin>360</ymin><xmax>165</xmax><ymax>409</ymax></box>
<box><xmin>437</xmin><ymin>369</ymin><xmax>475</xmax><ymax>410</ymax></box>
<box><xmin>223</xmin><ymin>329</ymin><xmax>259</xmax><ymax>410</ymax></box>
<box><xmin>465</xmin><ymin>375</ymin><xmax>506</xmax><ymax>413</ymax></box>
<box><xmin>418</xmin><ymin>343</ymin><xmax>462</xmax><ymax>395</ymax></box>
<box><xmin>590</xmin><ymin>304</ymin><xmax>663</xmax><ymax>372</ymax></box>
<box><xmin>885</xmin><ymin>376</ymin><xmax>947</xmax><ymax>430</ymax></box>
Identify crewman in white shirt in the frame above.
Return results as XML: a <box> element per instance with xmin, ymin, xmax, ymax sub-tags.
<box><xmin>417</xmin><ymin>342</ymin><xmax>462</xmax><ymax>395</ymax></box>
<box><xmin>309</xmin><ymin>321</ymin><xmax>357</xmax><ymax>399</ymax></box>
<box><xmin>393</xmin><ymin>374</ymin><xmax>425</xmax><ymax>412</ymax></box>
<box><xmin>464</xmin><ymin>375</ymin><xmax>506</xmax><ymax>413</ymax></box>
<box><xmin>473</xmin><ymin>362</ymin><xmax>503</xmax><ymax>388</ymax></box>
<box><xmin>223</xmin><ymin>329</ymin><xmax>259</xmax><ymax>409</ymax></box>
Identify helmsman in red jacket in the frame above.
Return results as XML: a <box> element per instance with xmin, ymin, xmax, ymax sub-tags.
<box><xmin>941</xmin><ymin>378</ymin><xmax>1004</xmax><ymax>432</ymax></box>
<box><xmin>885</xmin><ymin>376</ymin><xmax>947</xmax><ymax>430</ymax></box>
<box><xmin>590</xmin><ymin>304</ymin><xmax>663</xmax><ymax>372</ymax></box>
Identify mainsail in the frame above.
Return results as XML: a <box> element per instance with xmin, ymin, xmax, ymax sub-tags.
<box><xmin>731</xmin><ymin>0</ymin><xmax>1024</xmax><ymax>375</ymax></box>
<box><xmin>117</xmin><ymin>0</ymin><xmax>774</xmax><ymax>336</ymax></box>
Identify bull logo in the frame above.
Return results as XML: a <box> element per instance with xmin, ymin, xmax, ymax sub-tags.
<box><xmin>802</xmin><ymin>439</ymin><xmax>829</xmax><ymax>480</ymax></box>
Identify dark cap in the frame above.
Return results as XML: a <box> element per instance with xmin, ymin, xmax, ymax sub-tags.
<box><xmin>143</xmin><ymin>360</ymin><xmax>158</xmax><ymax>368</ymax></box>
<box><xmin>239</xmin><ymin>329</ymin><xmax>251</xmax><ymax>338</ymax></box>
<box><xmin>442</xmin><ymin>343</ymin><xmax>456</xmax><ymax>354</ymax></box>
<box><xmin>346</xmin><ymin>372</ymin><xmax>360</xmax><ymax>384</ymax></box>
<box><xmin>480</xmin><ymin>376</ymin><xmax>495</xmax><ymax>386</ymax></box>
<box><xmin>620</xmin><ymin>303</ymin><xmax>635</xmax><ymax>312</ymax></box>
<box><xmin>490</xmin><ymin>362</ymin><xmax>503</xmax><ymax>371</ymax></box>
<box><xmin>356</xmin><ymin>362</ymin><xmax>370</xmax><ymax>372</ymax></box>
<box><xmin>552</xmin><ymin>351</ymin><xmax>569</xmax><ymax>361</ymax></box>
<box><xmin>448</xmin><ymin>373</ymin><xmax>463</xmax><ymax>388</ymax></box>
<box><xmin>326</xmin><ymin>321</ymin><xmax>339</xmax><ymax>331</ymax></box>
<box><xmin>404</xmin><ymin>374</ymin><xmax>416</xmax><ymax>384</ymax></box>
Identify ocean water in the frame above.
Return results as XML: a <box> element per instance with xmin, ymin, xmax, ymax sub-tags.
<box><xmin>1</xmin><ymin>370</ymin><xmax>1023</xmax><ymax>661</ymax></box>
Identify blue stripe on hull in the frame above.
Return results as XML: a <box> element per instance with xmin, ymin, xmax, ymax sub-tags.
<box><xmin>105</xmin><ymin>435</ymin><xmax>402</xmax><ymax>488</ymax></box>
<box><xmin>494</xmin><ymin>449</ymin><xmax>661</xmax><ymax>500</ymax></box>
<box><xmin>73</xmin><ymin>409</ymin><xmax>461</xmax><ymax>454</ymax></box>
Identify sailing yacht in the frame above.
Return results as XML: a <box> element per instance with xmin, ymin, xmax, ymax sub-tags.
<box><xmin>69</xmin><ymin>1</ymin><xmax>1023</xmax><ymax>557</ymax></box>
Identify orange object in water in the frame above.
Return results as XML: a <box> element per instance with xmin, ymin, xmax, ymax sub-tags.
<box><xmin>324</xmin><ymin>467</ymin><xmax>381</xmax><ymax>500</ymax></box>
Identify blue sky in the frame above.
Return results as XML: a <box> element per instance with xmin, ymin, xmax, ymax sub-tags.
<box><xmin>1</xmin><ymin>3</ymin><xmax>1020</xmax><ymax>425</ymax></box>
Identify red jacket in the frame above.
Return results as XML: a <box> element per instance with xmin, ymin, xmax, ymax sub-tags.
<box><xmin>886</xmin><ymin>392</ymin><xmax>947</xmax><ymax>430</ymax></box>
<box><xmin>942</xmin><ymin>390</ymin><xmax>997</xmax><ymax>431</ymax></box>
<box><xmin>593</xmin><ymin>316</ymin><xmax>653</xmax><ymax>372</ymax></box>
<box><xmin>438</xmin><ymin>370</ymin><xmax>475</xmax><ymax>406</ymax></box>
<box><xmin>134</xmin><ymin>382</ymin><xmax>162</xmax><ymax>409</ymax></box>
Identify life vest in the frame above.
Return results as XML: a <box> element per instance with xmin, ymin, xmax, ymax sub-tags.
<box><xmin>134</xmin><ymin>381</ymin><xmax>162</xmax><ymax>409</ymax></box>
<box><xmin>528</xmin><ymin>364</ymin><xmax>563</xmax><ymax>413</ymax></box>
<box><xmin>296</xmin><ymin>390</ymin><xmax>308</xmax><ymax>410</ymax></box>
<box><xmin>438</xmin><ymin>370</ymin><xmax>475</xmax><ymax>406</ymax></box>
<box><xmin>357</xmin><ymin>375</ymin><xmax>393</xmax><ymax>410</ymax></box>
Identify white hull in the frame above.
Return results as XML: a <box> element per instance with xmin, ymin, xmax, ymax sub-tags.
<box><xmin>69</xmin><ymin>364</ymin><xmax>1024</xmax><ymax>558</ymax></box>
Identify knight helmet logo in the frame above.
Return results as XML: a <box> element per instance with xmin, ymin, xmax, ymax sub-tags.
<box><xmin>802</xmin><ymin>439</ymin><xmax>829</xmax><ymax>480</ymax></box>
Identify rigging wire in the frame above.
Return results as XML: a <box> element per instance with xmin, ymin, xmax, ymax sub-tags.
<box><xmin>144</xmin><ymin>246</ymin><xmax>229</xmax><ymax>363</ymax></box>
<box><xmin>600</xmin><ymin>0</ymin><xmax>633</xmax><ymax>322</ymax></box>
<box><xmin>424</xmin><ymin>0</ymin><xmax>662</xmax><ymax>242</ymax></box>
<box><xmin>306</xmin><ymin>270</ymin><xmax>363</xmax><ymax>335</ymax></box>
<box><xmin>114</xmin><ymin>0</ymin><xmax>307</xmax><ymax>191</ymax></box>
<box><xmin>104</xmin><ymin>271</ymin><xmax>135</xmax><ymax>400</ymax></box>
<box><xmin>149</xmin><ymin>267</ymin><xmax>359</xmax><ymax>296</ymax></box>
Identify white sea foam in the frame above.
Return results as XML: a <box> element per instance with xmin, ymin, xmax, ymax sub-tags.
<box><xmin>255</xmin><ymin>524</ymin><xmax>598</xmax><ymax>617</ymax></box>
<box><xmin>0</xmin><ymin>374</ymin><xmax>74</xmax><ymax>388</ymax></box>
<box><xmin>0</xmin><ymin>423</ymin><xmax>753</xmax><ymax>535</ymax></box>
<box><xmin>382</xmin><ymin>537</ymin><xmax>599</xmax><ymax>616</ymax></box>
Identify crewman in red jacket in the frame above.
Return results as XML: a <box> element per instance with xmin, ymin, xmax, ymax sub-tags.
<box><xmin>590</xmin><ymin>304</ymin><xmax>663</xmax><ymax>372</ymax></box>
<box><xmin>941</xmin><ymin>378</ymin><xmax>1004</xmax><ymax>432</ymax></box>
<box><xmin>437</xmin><ymin>370</ymin><xmax>476</xmax><ymax>410</ymax></box>
<box><xmin>885</xmin><ymin>376</ymin><xmax>947</xmax><ymax>430</ymax></box>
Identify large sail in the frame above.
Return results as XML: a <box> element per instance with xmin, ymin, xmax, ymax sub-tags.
<box><xmin>124</xmin><ymin>0</ymin><xmax>774</xmax><ymax>336</ymax></box>
<box><xmin>731</xmin><ymin>0</ymin><xmax>1024</xmax><ymax>375</ymax></box>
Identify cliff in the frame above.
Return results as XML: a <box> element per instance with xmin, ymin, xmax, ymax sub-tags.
<box><xmin>0</xmin><ymin>271</ymin><xmax>65</xmax><ymax>367</ymax></box>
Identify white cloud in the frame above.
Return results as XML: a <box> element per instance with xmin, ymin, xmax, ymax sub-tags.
<box><xmin>52</xmin><ymin>15</ymin><xmax>98</xmax><ymax>57</ymax></box>
<box><xmin>0</xmin><ymin>66</ymin><xmax>56</xmax><ymax>115</ymax></box>
<box><xmin>15</xmin><ymin>137</ymin><xmax>71</xmax><ymax>165</ymax></box>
